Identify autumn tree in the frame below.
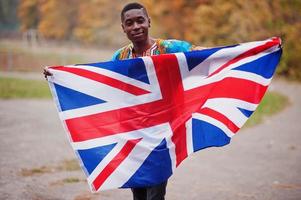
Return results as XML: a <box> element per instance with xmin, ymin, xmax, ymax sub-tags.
<box><xmin>15</xmin><ymin>0</ymin><xmax>300</xmax><ymax>80</ymax></box>
<box><xmin>18</xmin><ymin>0</ymin><xmax>40</xmax><ymax>31</ymax></box>
<box><xmin>190</xmin><ymin>0</ymin><xmax>275</xmax><ymax>46</ymax></box>
<box><xmin>73</xmin><ymin>0</ymin><xmax>110</xmax><ymax>43</ymax></box>
<box><xmin>270</xmin><ymin>0</ymin><xmax>301</xmax><ymax>80</ymax></box>
<box><xmin>38</xmin><ymin>0</ymin><xmax>77</xmax><ymax>39</ymax></box>
<box><xmin>141</xmin><ymin>0</ymin><xmax>203</xmax><ymax>39</ymax></box>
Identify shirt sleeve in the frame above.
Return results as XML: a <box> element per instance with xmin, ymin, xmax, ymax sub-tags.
<box><xmin>111</xmin><ymin>49</ymin><xmax>122</xmax><ymax>61</ymax></box>
<box><xmin>163</xmin><ymin>39</ymin><xmax>193</xmax><ymax>53</ymax></box>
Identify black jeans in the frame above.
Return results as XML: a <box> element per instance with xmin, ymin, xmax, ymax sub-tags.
<box><xmin>131</xmin><ymin>181</ymin><xmax>168</xmax><ymax>200</ymax></box>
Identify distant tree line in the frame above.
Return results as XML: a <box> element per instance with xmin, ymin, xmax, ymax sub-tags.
<box><xmin>3</xmin><ymin>0</ymin><xmax>301</xmax><ymax>80</ymax></box>
<box><xmin>143</xmin><ymin>0</ymin><xmax>301</xmax><ymax>80</ymax></box>
<box><xmin>0</xmin><ymin>0</ymin><xmax>19</xmax><ymax>30</ymax></box>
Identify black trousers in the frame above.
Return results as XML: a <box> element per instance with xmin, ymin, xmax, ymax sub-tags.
<box><xmin>131</xmin><ymin>181</ymin><xmax>168</xmax><ymax>200</ymax></box>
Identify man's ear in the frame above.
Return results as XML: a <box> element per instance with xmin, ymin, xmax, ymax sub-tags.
<box><xmin>148</xmin><ymin>17</ymin><xmax>151</xmax><ymax>28</ymax></box>
<box><xmin>121</xmin><ymin>23</ymin><xmax>126</xmax><ymax>33</ymax></box>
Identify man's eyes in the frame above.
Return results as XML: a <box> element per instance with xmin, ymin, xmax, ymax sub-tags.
<box><xmin>125</xmin><ymin>21</ymin><xmax>133</xmax><ymax>26</ymax></box>
<box><xmin>137</xmin><ymin>18</ymin><xmax>145</xmax><ymax>23</ymax></box>
<box><xmin>125</xmin><ymin>18</ymin><xmax>145</xmax><ymax>26</ymax></box>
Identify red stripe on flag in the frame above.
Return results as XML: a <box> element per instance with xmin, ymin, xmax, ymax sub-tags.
<box><xmin>66</xmin><ymin>76</ymin><xmax>267</xmax><ymax>142</ymax></box>
<box><xmin>65</xmin><ymin>77</ymin><xmax>266</xmax><ymax>143</ymax></box>
<box><xmin>186</xmin><ymin>77</ymin><xmax>268</xmax><ymax>104</ymax></box>
<box><xmin>209</xmin><ymin>37</ymin><xmax>280</xmax><ymax>77</ymax></box>
<box><xmin>199</xmin><ymin>107</ymin><xmax>239</xmax><ymax>133</ymax></box>
<box><xmin>207</xmin><ymin>77</ymin><xmax>268</xmax><ymax>104</ymax></box>
<box><xmin>151</xmin><ymin>54</ymin><xmax>188</xmax><ymax>166</ymax></box>
<box><xmin>51</xmin><ymin>66</ymin><xmax>150</xmax><ymax>96</ymax></box>
<box><xmin>92</xmin><ymin>138</ymin><xmax>142</xmax><ymax>191</ymax></box>
<box><xmin>65</xmin><ymin>99</ymin><xmax>168</xmax><ymax>142</ymax></box>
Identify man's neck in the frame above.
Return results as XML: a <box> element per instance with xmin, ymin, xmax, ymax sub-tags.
<box><xmin>132</xmin><ymin>38</ymin><xmax>155</xmax><ymax>56</ymax></box>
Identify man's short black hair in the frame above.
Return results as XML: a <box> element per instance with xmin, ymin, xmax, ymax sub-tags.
<box><xmin>121</xmin><ymin>2</ymin><xmax>148</xmax><ymax>22</ymax></box>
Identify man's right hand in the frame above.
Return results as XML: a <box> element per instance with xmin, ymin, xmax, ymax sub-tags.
<box><xmin>43</xmin><ymin>68</ymin><xmax>53</xmax><ymax>79</ymax></box>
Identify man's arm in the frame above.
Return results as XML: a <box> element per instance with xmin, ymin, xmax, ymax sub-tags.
<box><xmin>163</xmin><ymin>39</ymin><xmax>206</xmax><ymax>53</ymax></box>
<box><xmin>191</xmin><ymin>45</ymin><xmax>207</xmax><ymax>50</ymax></box>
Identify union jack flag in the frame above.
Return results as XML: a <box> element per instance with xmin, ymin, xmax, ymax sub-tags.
<box><xmin>47</xmin><ymin>38</ymin><xmax>282</xmax><ymax>192</ymax></box>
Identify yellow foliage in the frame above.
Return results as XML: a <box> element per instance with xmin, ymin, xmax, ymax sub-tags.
<box><xmin>73</xmin><ymin>0</ymin><xmax>107</xmax><ymax>43</ymax></box>
<box><xmin>17</xmin><ymin>0</ymin><xmax>40</xmax><ymax>31</ymax></box>
<box><xmin>16</xmin><ymin>0</ymin><xmax>301</xmax><ymax>80</ymax></box>
<box><xmin>37</xmin><ymin>0</ymin><xmax>76</xmax><ymax>39</ymax></box>
<box><xmin>191</xmin><ymin>0</ymin><xmax>273</xmax><ymax>45</ymax></box>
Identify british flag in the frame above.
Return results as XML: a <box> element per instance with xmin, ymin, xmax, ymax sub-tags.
<box><xmin>47</xmin><ymin>37</ymin><xmax>282</xmax><ymax>192</ymax></box>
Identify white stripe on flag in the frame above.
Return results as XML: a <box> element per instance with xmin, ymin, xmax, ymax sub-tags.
<box><xmin>48</xmin><ymin>68</ymin><xmax>137</xmax><ymax>102</ymax></box>
<box><xmin>202</xmin><ymin>98</ymin><xmax>258</xmax><ymax>128</ymax></box>
<box><xmin>178</xmin><ymin>40</ymin><xmax>280</xmax><ymax>91</ymax></box>
<box><xmin>192</xmin><ymin>113</ymin><xmax>235</xmax><ymax>138</ymax></box>
<box><xmin>95</xmin><ymin>123</ymin><xmax>173</xmax><ymax>190</ymax></box>
<box><xmin>66</xmin><ymin>65</ymin><xmax>152</xmax><ymax>92</ymax></box>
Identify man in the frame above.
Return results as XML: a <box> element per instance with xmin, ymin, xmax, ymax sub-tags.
<box><xmin>113</xmin><ymin>3</ymin><xmax>204</xmax><ymax>200</ymax></box>
<box><xmin>112</xmin><ymin>3</ymin><xmax>202</xmax><ymax>61</ymax></box>
<box><xmin>43</xmin><ymin>2</ymin><xmax>203</xmax><ymax>199</ymax></box>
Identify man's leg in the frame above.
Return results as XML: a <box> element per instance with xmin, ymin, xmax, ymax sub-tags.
<box><xmin>146</xmin><ymin>181</ymin><xmax>168</xmax><ymax>200</ymax></box>
<box><xmin>131</xmin><ymin>187</ymin><xmax>147</xmax><ymax>200</ymax></box>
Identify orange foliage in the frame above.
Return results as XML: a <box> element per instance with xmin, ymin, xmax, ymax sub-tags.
<box><xmin>17</xmin><ymin>0</ymin><xmax>40</xmax><ymax>31</ymax></box>
<box><xmin>16</xmin><ymin>0</ymin><xmax>301</xmax><ymax>79</ymax></box>
<box><xmin>73</xmin><ymin>0</ymin><xmax>108</xmax><ymax>43</ymax></box>
<box><xmin>38</xmin><ymin>0</ymin><xmax>77</xmax><ymax>39</ymax></box>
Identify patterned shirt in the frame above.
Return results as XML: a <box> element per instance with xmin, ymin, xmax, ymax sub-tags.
<box><xmin>112</xmin><ymin>39</ymin><xmax>196</xmax><ymax>60</ymax></box>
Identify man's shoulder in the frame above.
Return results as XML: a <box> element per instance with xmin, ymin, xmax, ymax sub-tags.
<box><xmin>111</xmin><ymin>48</ymin><xmax>123</xmax><ymax>61</ymax></box>
<box><xmin>112</xmin><ymin>44</ymin><xmax>133</xmax><ymax>61</ymax></box>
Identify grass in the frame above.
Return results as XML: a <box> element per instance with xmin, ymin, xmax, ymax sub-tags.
<box><xmin>0</xmin><ymin>77</ymin><xmax>51</xmax><ymax>99</ymax></box>
<box><xmin>245</xmin><ymin>91</ymin><xmax>289</xmax><ymax>127</ymax></box>
<box><xmin>20</xmin><ymin>166</ymin><xmax>53</xmax><ymax>176</ymax></box>
<box><xmin>20</xmin><ymin>159</ymin><xmax>81</xmax><ymax>177</ymax></box>
<box><xmin>61</xmin><ymin>177</ymin><xmax>81</xmax><ymax>183</ymax></box>
<box><xmin>49</xmin><ymin>177</ymin><xmax>83</xmax><ymax>186</ymax></box>
<box><xmin>57</xmin><ymin>159</ymin><xmax>81</xmax><ymax>171</ymax></box>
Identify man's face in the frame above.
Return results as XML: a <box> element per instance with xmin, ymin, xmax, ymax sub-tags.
<box><xmin>122</xmin><ymin>9</ymin><xmax>150</xmax><ymax>43</ymax></box>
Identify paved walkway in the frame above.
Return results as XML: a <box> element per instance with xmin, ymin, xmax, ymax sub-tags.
<box><xmin>0</xmin><ymin>73</ymin><xmax>300</xmax><ymax>199</ymax></box>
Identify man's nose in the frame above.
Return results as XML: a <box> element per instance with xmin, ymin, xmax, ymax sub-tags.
<box><xmin>133</xmin><ymin>22</ymin><xmax>140</xmax><ymax>30</ymax></box>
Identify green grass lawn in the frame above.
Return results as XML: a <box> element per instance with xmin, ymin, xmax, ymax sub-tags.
<box><xmin>0</xmin><ymin>77</ymin><xmax>289</xmax><ymax>127</ymax></box>
<box><xmin>245</xmin><ymin>91</ymin><xmax>289</xmax><ymax>127</ymax></box>
<box><xmin>0</xmin><ymin>77</ymin><xmax>51</xmax><ymax>99</ymax></box>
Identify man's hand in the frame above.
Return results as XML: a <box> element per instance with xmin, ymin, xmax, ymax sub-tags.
<box><xmin>192</xmin><ymin>46</ymin><xmax>206</xmax><ymax>51</ymax></box>
<box><xmin>43</xmin><ymin>67</ymin><xmax>53</xmax><ymax>79</ymax></box>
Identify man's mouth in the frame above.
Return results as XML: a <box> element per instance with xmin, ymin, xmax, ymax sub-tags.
<box><xmin>132</xmin><ymin>32</ymin><xmax>144</xmax><ymax>37</ymax></box>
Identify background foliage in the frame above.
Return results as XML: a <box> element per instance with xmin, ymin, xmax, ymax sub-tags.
<box><xmin>1</xmin><ymin>0</ymin><xmax>300</xmax><ymax>80</ymax></box>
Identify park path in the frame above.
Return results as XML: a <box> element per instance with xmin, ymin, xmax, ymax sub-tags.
<box><xmin>0</xmin><ymin>72</ymin><xmax>300</xmax><ymax>200</ymax></box>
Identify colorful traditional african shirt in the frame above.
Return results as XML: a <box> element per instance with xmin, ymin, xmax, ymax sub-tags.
<box><xmin>112</xmin><ymin>39</ymin><xmax>196</xmax><ymax>60</ymax></box>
